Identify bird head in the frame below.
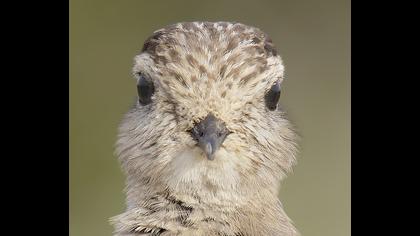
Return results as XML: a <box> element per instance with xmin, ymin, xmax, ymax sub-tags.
<box><xmin>116</xmin><ymin>22</ymin><xmax>298</xmax><ymax>197</ymax></box>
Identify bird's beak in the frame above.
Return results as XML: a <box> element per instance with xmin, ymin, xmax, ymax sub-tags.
<box><xmin>190</xmin><ymin>114</ymin><xmax>229</xmax><ymax>160</ymax></box>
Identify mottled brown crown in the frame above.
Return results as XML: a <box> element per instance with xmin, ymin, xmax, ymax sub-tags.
<box><xmin>142</xmin><ymin>21</ymin><xmax>278</xmax><ymax>58</ymax></box>
<box><xmin>133</xmin><ymin>22</ymin><xmax>285</xmax><ymax>123</ymax></box>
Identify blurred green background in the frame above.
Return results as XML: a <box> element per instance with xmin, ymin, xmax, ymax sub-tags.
<box><xmin>70</xmin><ymin>0</ymin><xmax>350</xmax><ymax>235</ymax></box>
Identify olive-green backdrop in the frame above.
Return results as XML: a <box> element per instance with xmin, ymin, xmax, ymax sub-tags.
<box><xmin>70</xmin><ymin>0</ymin><xmax>350</xmax><ymax>235</ymax></box>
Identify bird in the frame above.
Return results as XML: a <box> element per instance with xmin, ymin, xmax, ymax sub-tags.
<box><xmin>110</xmin><ymin>21</ymin><xmax>299</xmax><ymax>236</ymax></box>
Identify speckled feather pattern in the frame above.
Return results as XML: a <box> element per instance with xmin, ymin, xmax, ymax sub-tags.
<box><xmin>110</xmin><ymin>21</ymin><xmax>299</xmax><ymax>236</ymax></box>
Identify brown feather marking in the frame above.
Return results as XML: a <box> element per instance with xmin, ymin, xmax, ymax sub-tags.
<box><xmin>263</xmin><ymin>37</ymin><xmax>278</xmax><ymax>56</ymax></box>
<box><xmin>199</xmin><ymin>65</ymin><xmax>207</xmax><ymax>74</ymax></box>
<box><xmin>225</xmin><ymin>66</ymin><xmax>241</xmax><ymax>79</ymax></box>
<box><xmin>232</xmin><ymin>23</ymin><xmax>246</xmax><ymax>33</ymax></box>
<box><xmin>219</xmin><ymin>64</ymin><xmax>227</xmax><ymax>78</ymax></box>
<box><xmin>186</xmin><ymin>54</ymin><xmax>199</xmax><ymax>68</ymax></box>
<box><xmin>153</xmin><ymin>55</ymin><xmax>168</xmax><ymax>65</ymax></box>
<box><xmin>226</xmin><ymin>38</ymin><xmax>239</xmax><ymax>52</ymax></box>
<box><xmin>239</xmin><ymin>71</ymin><xmax>258</xmax><ymax>86</ymax></box>
<box><xmin>142</xmin><ymin>31</ymin><xmax>165</xmax><ymax>54</ymax></box>
<box><xmin>251</xmin><ymin>37</ymin><xmax>261</xmax><ymax>44</ymax></box>
<box><xmin>169</xmin><ymin>49</ymin><xmax>180</xmax><ymax>61</ymax></box>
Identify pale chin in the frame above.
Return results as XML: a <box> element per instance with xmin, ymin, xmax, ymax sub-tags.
<box><xmin>164</xmin><ymin>147</ymin><xmax>241</xmax><ymax>193</ymax></box>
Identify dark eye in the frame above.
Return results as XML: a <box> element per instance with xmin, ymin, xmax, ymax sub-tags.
<box><xmin>265</xmin><ymin>81</ymin><xmax>281</xmax><ymax>111</ymax></box>
<box><xmin>136</xmin><ymin>74</ymin><xmax>155</xmax><ymax>105</ymax></box>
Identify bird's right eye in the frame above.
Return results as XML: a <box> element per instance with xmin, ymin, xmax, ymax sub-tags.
<box><xmin>265</xmin><ymin>81</ymin><xmax>281</xmax><ymax>111</ymax></box>
<box><xmin>136</xmin><ymin>74</ymin><xmax>155</xmax><ymax>105</ymax></box>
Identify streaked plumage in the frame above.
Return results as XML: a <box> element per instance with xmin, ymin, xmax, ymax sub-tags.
<box><xmin>110</xmin><ymin>21</ymin><xmax>299</xmax><ymax>236</ymax></box>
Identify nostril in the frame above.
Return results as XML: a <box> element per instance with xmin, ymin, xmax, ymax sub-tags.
<box><xmin>217</xmin><ymin>132</ymin><xmax>222</xmax><ymax>137</ymax></box>
<box><xmin>199</xmin><ymin>131</ymin><xmax>204</xmax><ymax>137</ymax></box>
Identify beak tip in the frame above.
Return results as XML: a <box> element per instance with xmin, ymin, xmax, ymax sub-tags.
<box><xmin>204</xmin><ymin>142</ymin><xmax>213</xmax><ymax>155</ymax></box>
<box><xmin>204</xmin><ymin>143</ymin><xmax>216</xmax><ymax>160</ymax></box>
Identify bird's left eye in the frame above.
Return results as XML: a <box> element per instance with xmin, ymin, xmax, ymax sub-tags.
<box><xmin>265</xmin><ymin>81</ymin><xmax>281</xmax><ymax>111</ymax></box>
<box><xmin>136</xmin><ymin>74</ymin><xmax>155</xmax><ymax>105</ymax></box>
